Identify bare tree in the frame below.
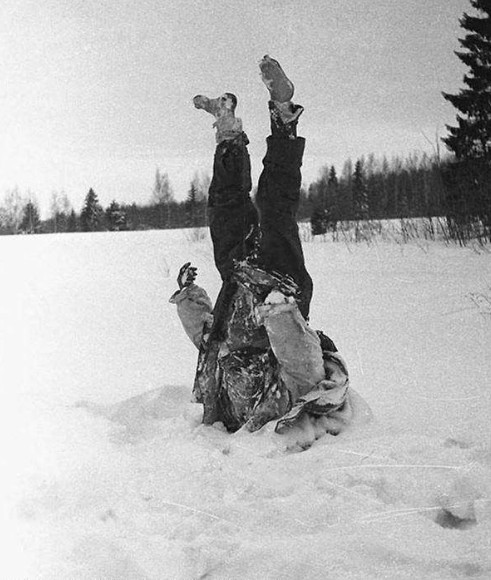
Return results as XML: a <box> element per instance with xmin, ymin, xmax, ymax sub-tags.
<box><xmin>50</xmin><ymin>191</ymin><xmax>61</xmax><ymax>233</ymax></box>
<box><xmin>49</xmin><ymin>191</ymin><xmax>72</xmax><ymax>233</ymax></box>
<box><xmin>152</xmin><ymin>169</ymin><xmax>175</xmax><ymax>228</ymax></box>
<box><xmin>0</xmin><ymin>187</ymin><xmax>25</xmax><ymax>234</ymax></box>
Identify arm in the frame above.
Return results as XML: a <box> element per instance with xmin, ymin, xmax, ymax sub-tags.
<box><xmin>257</xmin><ymin>292</ymin><xmax>349</xmax><ymax>411</ymax></box>
<box><xmin>169</xmin><ymin>263</ymin><xmax>213</xmax><ymax>349</ymax></box>
<box><xmin>256</xmin><ymin>292</ymin><xmax>325</xmax><ymax>401</ymax></box>
<box><xmin>258</xmin><ymin>293</ymin><xmax>351</xmax><ymax>435</ymax></box>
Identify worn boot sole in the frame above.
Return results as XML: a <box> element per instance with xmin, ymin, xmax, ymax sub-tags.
<box><xmin>259</xmin><ymin>55</ymin><xmax>294</xmax><ymax>103</ymax></box>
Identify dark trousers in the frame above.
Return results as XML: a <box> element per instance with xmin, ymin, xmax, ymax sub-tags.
<box><xmin>208</xmin><ymin>134</ymin><xmax>313</xmax><ymax>319</ymax></box>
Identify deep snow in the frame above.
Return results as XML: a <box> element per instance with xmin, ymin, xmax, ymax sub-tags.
<box><xmin>0</xmin><ymin>229</ymin><xmax>490</xmax><ymax>579</ymax></box>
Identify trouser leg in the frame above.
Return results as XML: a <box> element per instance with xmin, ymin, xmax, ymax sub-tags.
<box><xmin>256</xmin><ymin>135</ymin><xmax>313</xmax><ymax>319</ymax></box>
<box><xmin>197</xmin><ymin>135</ymin><xmax>259</xmax><ymax>424</ymax></box>
<box><xmin>207</xmin><ymin>134</ymin><xmax>259</xmax><ymax>281</ymax></box>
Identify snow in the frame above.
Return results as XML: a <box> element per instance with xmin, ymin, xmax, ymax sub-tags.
<box><xmin>1</xmin><ymin>229</ymin><xmax>490</xmax><ymax>579</ymax></box>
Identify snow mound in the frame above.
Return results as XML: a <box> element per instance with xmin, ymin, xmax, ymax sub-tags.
<box><xmin>14</xmin><ymin>386</ymin><xmax>490</xmax><ymax>579</ymax></box>
<box><xmin>3</xmin><ymin>231</ymin><xmax>491</xmax><ymax>578</ymax></box>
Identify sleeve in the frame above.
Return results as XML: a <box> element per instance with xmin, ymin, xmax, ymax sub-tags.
<box><xmin>275</xmin><ymin>347</ymin><xmax>352</xmax><ymax>436</ymax></box>
<box><xmin>257</xmin><ymin>296</ymin><xmax>326</xmax><ymax>401</ymax></box>
<box><xmin>257</xmin><ymin>293</ymin><xmax>350</xmax><ymax>417</ymax></box>
<box><xmin>169</xmin><ymin>283</ymin><xmax>214</xmax><ymax>349</ymax></box>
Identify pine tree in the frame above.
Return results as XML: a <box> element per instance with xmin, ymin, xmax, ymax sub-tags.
<box><xmin>309</xmin><ymin>165</ymin><xmax>337</xmax><ymax>235</ymax></box>
<box><xmin>105</xmin><ymin>200</ymin><xmax>128</xmax><ymax>231</ymax></box>
<box><xmin>442</xmin><ymin>0</ymin><xmax>491</xmax><ymax>161</ymax></box>
<box><xmin>442</xmin><ymin>0</ymin><xmax>491</xmax><ymax>242</ymax></box>
<box><xmin>185</xmin><ymin>182</ymin><xmax>199</xmax><ymax>228</ymax></box>
<box><xmin>66</xmin><ymin>209</ymin><xmax>78</xmax><ymax>232</ymax></box>
<box><xmin>353</xmin><ymin>160</ymin><xmax>369</xmax><ymax>220</ymax></box>
<box><xmin>20</xmin><ymin>200</ymin><xmax>41</xmax><ymax>234</ymax></box>
<box><xmin>310</xmin><ymin>205</ymin><xmax>329</xmax><ymax>236</ymax></box>
<box><xmin>328</xmin><ymin>165</ymin><xmax>338</xmax><ymax>187</ymax></box>
<box><xmin>309</xmin><ymin>171</ymin><xmax>328</xmax><ymax>236</ymax></box>
<box><xmin>327</xmin><ymin>165</ymin><xmax>339</xmax><ymax>221</ymax></box>
<box><xmin>297</xmin><ymin>186</ymin><xmax>311</xmax><ymax>221</ymax></box>
<box><xmin>80</xmin><ymin>188</ymin><xmax>103</xmax><ymax>232</ymax></box>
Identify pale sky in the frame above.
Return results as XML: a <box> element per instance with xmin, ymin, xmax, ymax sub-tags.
<box><xmin>1</xmin><ymin>0</ymin><xmax>469</xmax><ymax>216</ymax></box>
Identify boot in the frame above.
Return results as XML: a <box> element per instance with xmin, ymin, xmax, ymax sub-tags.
<box><xmin>193</xmin><ymin>93</ymin><xmax>243</xmax><ymax>143</ymax></box>
<box><xmin>259</xmin><ymin>55</ymin><xmax>294</xmax><ymax>103</ymax></box>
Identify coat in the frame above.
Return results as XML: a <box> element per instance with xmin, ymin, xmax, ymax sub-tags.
<box><xmin>170</xmin><ymin>262</ymin><xmax>353</xmax><ymax>435</ymax></box>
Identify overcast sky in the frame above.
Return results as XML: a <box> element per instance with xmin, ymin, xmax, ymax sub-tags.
<box><xmin>1</xmin><ymin>0</ymin><xmax>469</xmax><ymax>215</ymax></box>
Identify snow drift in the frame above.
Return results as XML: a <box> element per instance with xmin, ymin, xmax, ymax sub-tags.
<box><xmin>1</xmin><ymin>229</ymin><xmax>490</xmax><ymax>579</ymax></box>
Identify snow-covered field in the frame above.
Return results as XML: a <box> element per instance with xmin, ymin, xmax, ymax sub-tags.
<box><xmin>1</xmin><ymin>229</ymin><xmax>490</xmax><ymax>579</ymax></box>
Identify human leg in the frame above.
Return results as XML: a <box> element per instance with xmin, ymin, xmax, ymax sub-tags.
<box><xmin>208</xmin><ymin>136</ymin><xmax>259</xmax><ymax>281</ymax></box>
<box><xmin>255</xmin><ymin>57</ymin><xmax>313</xmax><ymax>319</ymax></box>
<box><xmin>194</xmin><ymin>94</ymin><xmax>259</xmax><ymax>280</ymax></box>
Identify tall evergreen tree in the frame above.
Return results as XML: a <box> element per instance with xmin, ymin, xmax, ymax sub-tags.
<box><xmin>310</xmin><ymin>205</ymin><xmax>329</xmax><ymax>236</ymax></box>
<box><xmin>327</xmin><ymin>165</ymin><xmax>339</xmax><ymax>221</ymax></box>
<box><xmin>105</xmin><ymin>200</ymin><xmax>128</xmax><ymax>231</ymax></box>
<box><xmin>442</xmin><ymin>0</ymin><xmax>491</xmax><ymax>161</ymax></box>
<box><xmin>185</xmin><ymin>182</ymin><xmax>199</xmax><ymax>228</ymax></box>
<box><xmin>80</xmin><ymin>188</ymin><xmax>103</xmax><ymax>232</ymax></box>
<box><xmin>297</xmin><ymin>186</ymin><xmax>311</xmax><ymax>221</ymax></box>
<box><xmin>20</xmin><ymin>200</ymin><xmax>41</xmax><ymax>234</ymax></box>
<box><xmin>66</xmin><ymin>209</ymin><xmax>78</xmax><ymax>232</ymax></box>
<box><xmin>353</xmin><ymin>160</ymin><xmax>369</xmax><ymax>220</ymax></box>
<box><xmin>309</xmin><ymin>166</ymin><xmax>329</xmax><ymax>235</ymax></box>
<box><xmin>442</xmin><ymin>0</ymin><xmax>491</xmax><ymax>241</ymax></box>
<box><xmin>328</xmin><ymin>165</ymin><xmax>338</xmax><ymax>187</ymax></box>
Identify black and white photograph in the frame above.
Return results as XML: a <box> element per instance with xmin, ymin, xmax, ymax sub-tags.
<box><xmin>0</xmin><ymin>0</ymin><xmax>490</xmax><ymax>578</ymax></box>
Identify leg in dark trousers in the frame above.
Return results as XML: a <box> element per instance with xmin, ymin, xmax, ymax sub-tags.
<box><xmin>206</xmin><ymin>132</ymin><xmax>259</xmax><ymax>344</ymax></box>
<box><xmin>207</xmin><ymin>133</ymin><xmax>258</xmax><ymax>281</ymax></box>
<box><xmin>195</xmin><ymin>133</ymin><xmax>259</xmax><ymax>424</ymax></box>
<box><xmin>256</xmin><ymin>134</ymin><xmax>313</xmax><ymax>319</ymax></box>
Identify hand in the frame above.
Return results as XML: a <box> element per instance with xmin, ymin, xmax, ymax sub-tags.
<box><xmin>177</xmin><ymin>262</ymin><xmax>197</xmax><ymax>290</ymax></box>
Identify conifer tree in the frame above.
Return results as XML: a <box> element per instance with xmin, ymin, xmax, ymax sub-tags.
<box><xmin>105</xmin><ymin>200</ymin><xmax>127</xmax><ymax>231</ymax></box>
<box><xmin>327</xmin><ymin>165</ymin><xmax>339</xmax><ymax>221</ymax></box>
<box><xmin>442</xmin><ymin>0</ymin><xmax>491</xmax><ymax>161</ymax></box>
<box><xmin>80</xmin><ymin>188</ymin><xmax>103</xmax><ymax>232</ymax></box>
<box><xmin>442</xmin><ymin>0</ymin><xmax>491</xmax><ymax>241</ymax></box>
<box><xmin>66</xmin><ymin>209</ymin><xmax>78</xmax><ymax>232</ymax></box>
<box><xmin>310</xmin><ymin>205</ymin><xmax>329</xmax><ymax>236</ymax></box>
<box><xmin>185</xmin><ymin>182</ymin><xmax>199</xmax><ymax>228</ymax></box>
<box><xmin>309</xmin><ymin>165</ymin><xmax>334</xmax><ymax>235</ymax></box>
<box><xmin>353</xmin><ymin>160</ymin><xmax>369</xmax><ymax>220</ymax></box>
<box><xmin>328</xmin><ymin>165</ymin><xmax>338</xmax><ymax>187</ymax></box>
<box><xmin>20</xmin><ymin>200</ymin><xmax>41</xmax><ymax>234</ymax></box>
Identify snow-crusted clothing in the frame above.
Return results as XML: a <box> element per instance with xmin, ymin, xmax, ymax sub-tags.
<box><xmin>170</xmin><ymin>272</ymin><xmax>353</xmax><ymax>434</ymax></box>
<box><xmin>171</xmin><ymin>127</ymin><xmax>352</xmax><ymax>433</ymax></box>
<box><xmin>169</xmin><ymin>284</ymin><xmax>213</xmax><ymax>348</ymax></box>
<box><xmin>208</xmin><ymin>134</ymin><xmax>313</xmax><ymax>319</ymax></box>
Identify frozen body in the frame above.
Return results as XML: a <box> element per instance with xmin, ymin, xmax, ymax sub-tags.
<box><xmin>3</xmin><ymin>58</ymin><xmax>491</xmax><ymax>580</ymax></box>
<box><xmin>170</xmin><ymin>57</ymin><xmax>356</xmax><ymax>436</ymax></box>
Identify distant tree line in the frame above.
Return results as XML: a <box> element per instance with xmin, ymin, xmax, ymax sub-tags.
<box><xmin>309</xmin><ymin>0</ymin><xmax>490</xmax><ymax>244</ymax></box>
<box><xmin>307</xmin><ymin>152</ymin><xmax>447</xmax><ymax>236</ymax></box>
<box><xmin>1</xmin><ymin>1</ymin><xmax>488</xmax><ymax>244</ymax></box>
<box><xmin>0</xmin><ymin>149</ymin><xmax>479</xmax><ymax>241</ymax></box>
<box><xmin>0</xmin><ymin>171</ymin><xmax>210</xmax><ymax>236</ymax></box>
